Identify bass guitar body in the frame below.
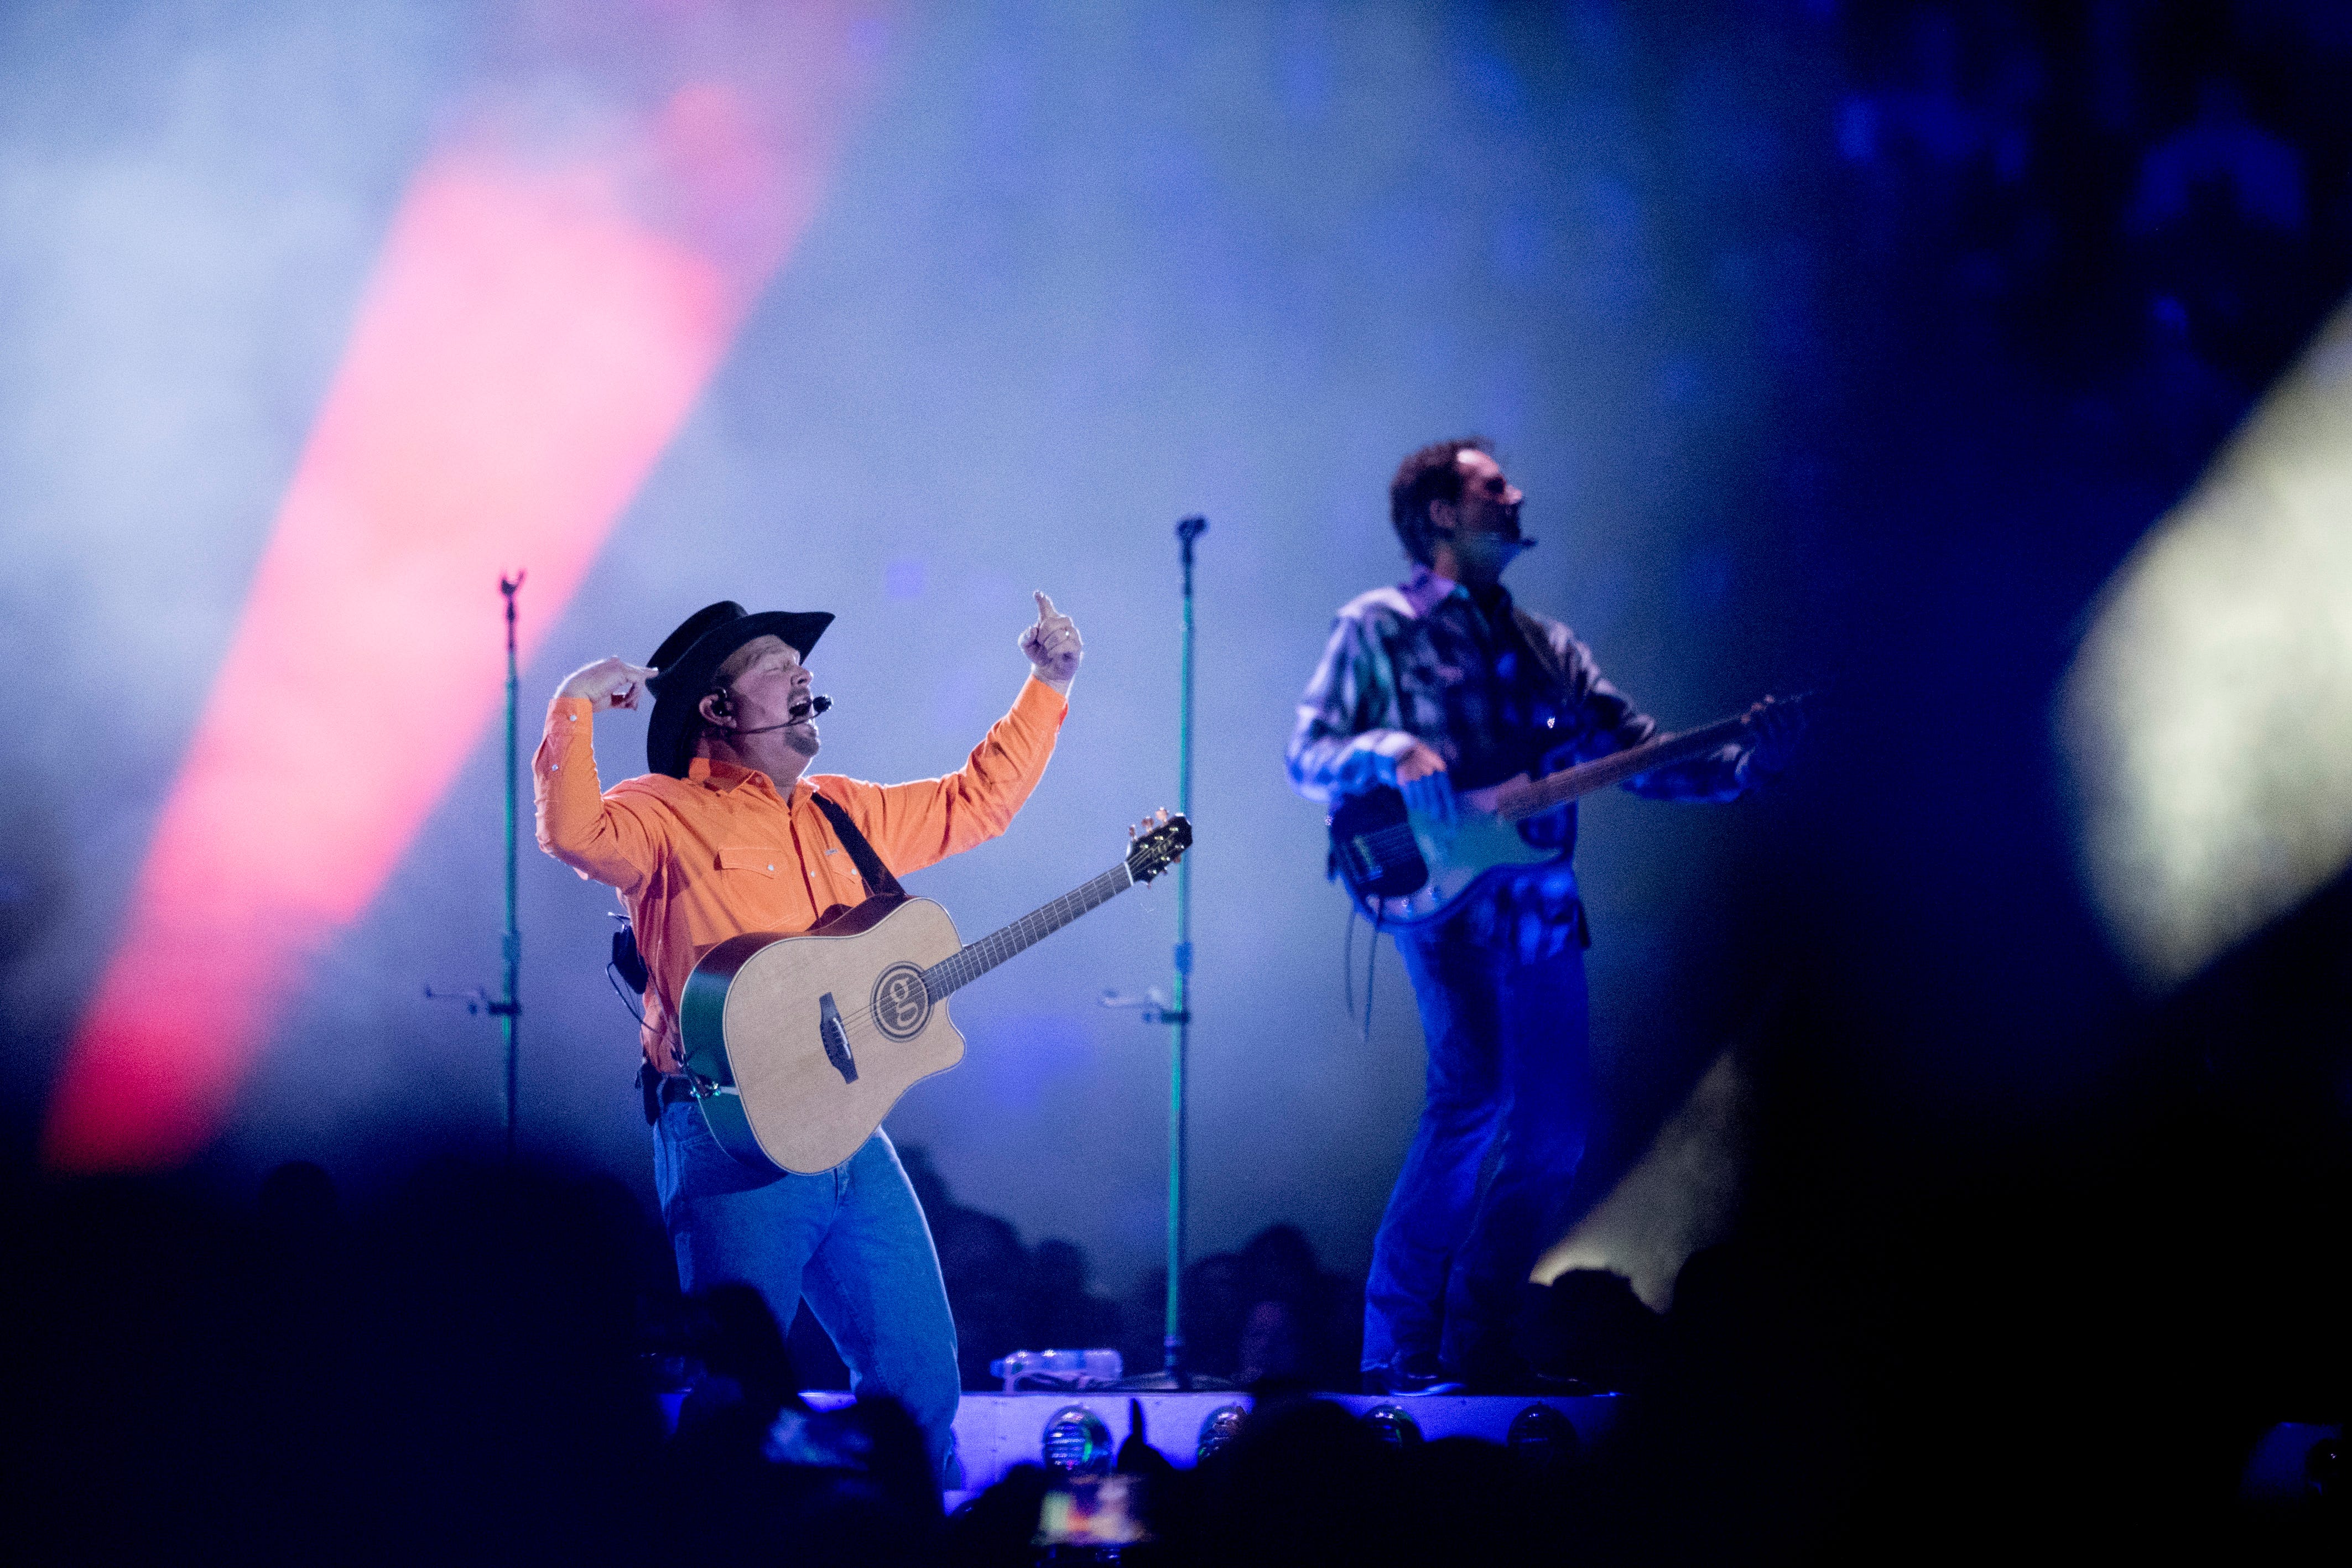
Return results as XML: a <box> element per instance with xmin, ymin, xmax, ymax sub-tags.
<box><xmin>678</xmin><ymin>895</ymin><xmax>966</xmax><ymax>1175</ymax></box>
<box><xmin>1326</xmin><ymin>783</ymin><xmax>1555</xmax><ymax>926</ymax></box>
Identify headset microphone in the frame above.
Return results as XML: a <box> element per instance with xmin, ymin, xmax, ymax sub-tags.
<box><xmin>726</xmin><ymin>694</ymin><xmax>832</xmax><ymax>736</ymax></box>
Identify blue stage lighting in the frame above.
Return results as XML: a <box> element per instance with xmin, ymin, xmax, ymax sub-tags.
<box><xmin>1040</xmin><ymin>1405</ymin><xmax>1113</xmax><ymax>1477</ymax></box>
<box><xmin>1361</xmin><ymin>1403</ymin><xmax>1423</xmax><ymax>1449</ymax></box>
<box><xmin>1196</xmin><ymin>1402</ymin><xmax>1248</xmax><ymax>1463</ymax></box>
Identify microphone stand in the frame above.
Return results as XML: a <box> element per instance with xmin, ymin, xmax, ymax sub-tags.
<box><xmin>493</xmin><ymin>574</ymin><xmax>524</xmax><ymax>1162</ymax></box>
<box><xmin>429</xmin><ymin>575</ymin><xmax>526</xmax><ymax>1160</ymax></box>
<box><xmin>1165</xmin><ymin>514</ymin><xmax>1206</xmax><ymax>1385</ymax></box>
<box><xmin>1100</xmin><ymin>519</ymin><xmax>1232</xmax><ymax>1393</ymax></box>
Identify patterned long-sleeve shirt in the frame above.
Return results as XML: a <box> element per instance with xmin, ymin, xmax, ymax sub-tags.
<box><xmin>1287</xmin><ymin>565</ymin><xmax>1748</xmax><ymax>952</ymax></box>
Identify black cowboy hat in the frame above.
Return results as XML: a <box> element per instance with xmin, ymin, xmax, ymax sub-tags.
<box><xmin>643</xmin><ymin>601</ymin><xmax>833</xmax><ymax>778</ymax></box>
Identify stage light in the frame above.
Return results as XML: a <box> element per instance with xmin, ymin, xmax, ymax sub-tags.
<box><xmin>1040</xmin><ymin>1405</ymin><xmax>1113</xmax><ymax>1477</ymax></box>
<box><xmin>2059</xmin><ymin>295</ymin><xmax>2352</xmax><ymax>988</ymax></box>
<box><xmin>1506</xmin><ymin>1403</ymin><xmax>1580</xmax><ymax>1466</ymax></box>
<box><xmin>1196</xmin><ymin>1403</ymin><xmax>1248</xmax><ymax>1463</ymax></box>
<box><xmin>1532</xmin><ymin>1049</ymin><xmax>1747</xmax><ymax>1310</ymax></box>
<box><xmin>1360</xmin><ymin>1403</ymin><xmax>1423</xmax><ymax>1449</ymax></box>
<box><xmin>2240</xmin><ymin>1421</ymin><xmax>2344</xmax><ymax>1502</ymax></box>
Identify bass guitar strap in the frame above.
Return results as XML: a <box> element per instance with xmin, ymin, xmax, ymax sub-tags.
<box><xmin>1510</xmin><ymin>605</ymin><xmax>1573</xmax><ymax>699</ymax></box>
<box><xmin>810</xmin><ymin>789</ymin><xmax>908</xmax><ymax>901</ymax></box>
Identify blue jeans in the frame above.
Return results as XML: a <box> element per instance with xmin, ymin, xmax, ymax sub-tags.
<box><xmin>1362</xmin><ymin>907</ymin><xmax>1594</xmax><ymax>1378</ymax></box>
<box><xmin>652</xmin><ymin>1104</ymin><xmax>961</xmax><ymax>1482</ymax></box>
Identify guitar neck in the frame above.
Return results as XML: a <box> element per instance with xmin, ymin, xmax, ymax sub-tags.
<box><xmin>1499</xmin><ymin>713</ymin><xmax>1749</xmax><ymax>822</ymax></box>
<box><xmin>922</xmin><ymin>864</ymin><xmax>1135</xmax><ymax>999</ymax></box>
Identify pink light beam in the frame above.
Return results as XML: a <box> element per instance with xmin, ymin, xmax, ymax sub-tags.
<box><xmin>45</xmin><ymin>35</ymin><xmax>873</xmax><ymax>1170</ymax></box>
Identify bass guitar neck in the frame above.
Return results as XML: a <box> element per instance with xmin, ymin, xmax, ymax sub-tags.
<box><xmin>1491</xmin><ymin>713</ymin><xmax>1751</xmax><ymax>820</ymax></box>
<box><xmin>1328</xmin><ymin>696</ymin><xmax>1796</xmax><ymax>927</ymax></box>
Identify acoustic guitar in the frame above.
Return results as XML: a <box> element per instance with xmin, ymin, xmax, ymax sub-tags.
<box><xmin>1328</xmin><ymin>698</ymin><xmax>1797</xmax><ymax>925</ymax></box>
<box><xmin>677</xmin><ymin>814</ymin><xmax>1192</xmax><ymax>1173</ymax></box>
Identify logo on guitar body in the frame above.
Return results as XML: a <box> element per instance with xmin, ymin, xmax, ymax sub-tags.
<box><xmin>871</xmin><ymin>962</ymin><xmax>930</xmax><ymax>1040</ymax></box>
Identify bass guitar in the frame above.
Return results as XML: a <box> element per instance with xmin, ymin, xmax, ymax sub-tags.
<box><xmin>1328</xmin><ymin>699</ymin><xmax>1796</xmax><ymax>925</ymax></box>
<box><xmin>677</xmin><ymin>814</ymin><xmax>1192</xmax><ymax>1173</ymax></box>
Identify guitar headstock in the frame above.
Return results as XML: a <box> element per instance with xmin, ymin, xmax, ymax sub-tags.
<box><xmin>1125</xmin><ymin>810</ymin><xmax>1193</xmax><ymax>884</ymax></box>
<box><xmin>1739</xmin><ymin>689</ymin><xmax>1815</xmax><ymax>725</ymax></box>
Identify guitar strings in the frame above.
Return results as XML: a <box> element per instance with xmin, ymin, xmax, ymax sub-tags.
<box><xmin>819</xmin><ymin>863</ymin><xmax>1137</xmax><ymax>1041</ymax></box>
<box><xmin>831</xmin><ymin>870</ymin><xmax>1128</xmax><ymax>1043</ymax></box>
<box><xmin>800</xmin><ymin>825</ymin><xmax>1185</xmax><ymax>1043</ymax></box>
<box><xmin>1344</xmin><ymin>722</ymin><xmax>1750</xmax><ymax>852</ymax></box>
<box><xmin>1341</xmin><ymin>751</ymin><xmax>1681</xmax><ymax>863</ymax></box>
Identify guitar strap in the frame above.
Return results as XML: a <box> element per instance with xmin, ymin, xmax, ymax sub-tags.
<box><xmin>1508</xmin><ymin>605</ymin><xmax>1594</xmax><ymax>949</ymax></box>
<box><xmin>810</xmin><ymin>789</ymin><xmax>908</xmax><ymax>900</ymax></box>
<box><xmin>1510</xmin><ymin>605</ymin><xmax>1573</xmax><ymax>698</ymax></box>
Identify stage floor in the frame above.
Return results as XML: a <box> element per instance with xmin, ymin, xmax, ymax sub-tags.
<box><xmin>799</xmin><ymin>1389</ymin><xmax>1622</xmax><ymax>1498</ymax></box>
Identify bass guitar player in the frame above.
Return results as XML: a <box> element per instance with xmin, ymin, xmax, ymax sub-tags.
<box><xmin>1286</xmin><ymin>437</ymin><xmax>1802</xmax><ymax>1396</ymax></box>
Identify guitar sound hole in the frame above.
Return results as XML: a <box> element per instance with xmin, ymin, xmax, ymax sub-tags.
<box><xmin>871</xmin><ymin>963</ymin><xmax>931</xmax><ymax>1040</ymax></box>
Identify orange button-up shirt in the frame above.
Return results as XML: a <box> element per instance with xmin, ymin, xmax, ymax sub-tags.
<box><xmin>534</xmin><ymin>675</ymin><xmax>1068</xmax><ymax>1074</ymax></box>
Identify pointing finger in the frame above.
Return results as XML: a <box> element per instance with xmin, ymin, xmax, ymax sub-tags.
<box><xmin>1034</xmin><ymin>589</ymin><xmax>1058</xmax><ymax>621</ymax></box>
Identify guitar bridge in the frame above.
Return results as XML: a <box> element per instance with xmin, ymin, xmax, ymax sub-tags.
<box><xmin>818</xmin><ymin>992</ymin><xmax>858</xmax><ymax>1084</ymax></box>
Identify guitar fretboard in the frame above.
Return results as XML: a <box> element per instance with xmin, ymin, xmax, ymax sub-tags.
<box><xmin>1498</xmin><ymin>714</ymin><xmax>1750</xmax><ymax>822</ymax></box>
<box><xmin>923</xmin><ymin>864</ymin><xmax>1136</xmax><ymax>999</ymax></box>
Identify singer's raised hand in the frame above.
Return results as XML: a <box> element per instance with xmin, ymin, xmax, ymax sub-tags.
<box><xmin>1019</xmin><ymin>590</ymin><xmax>1084</xmax><ymax>692</ymax></box>
<box><xmin>557</xmin><ymin>657</ymin><xmax>658</xmax><ymax>711</ymax></box>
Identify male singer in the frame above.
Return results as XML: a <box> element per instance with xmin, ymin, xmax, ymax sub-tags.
<box><xmin>537</xmin><ymin>591</ymin><xmax>1082</xmax><ymax>1480</ymax></box>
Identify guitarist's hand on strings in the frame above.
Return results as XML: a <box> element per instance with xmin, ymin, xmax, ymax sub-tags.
<box><xmin>1384</xmin><ymin>741</ymin><xmax>1456</xmax><ymax>827</ymax></box>
<box><xmin>1020</xmin><ymin>590</ymin><xmax>1084</xmax><ymax>694</ymax></box>
<box><xmin>558</xmin><ymin>657</ymin><xmax>659</xmax><ymax>711</ymax></box>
